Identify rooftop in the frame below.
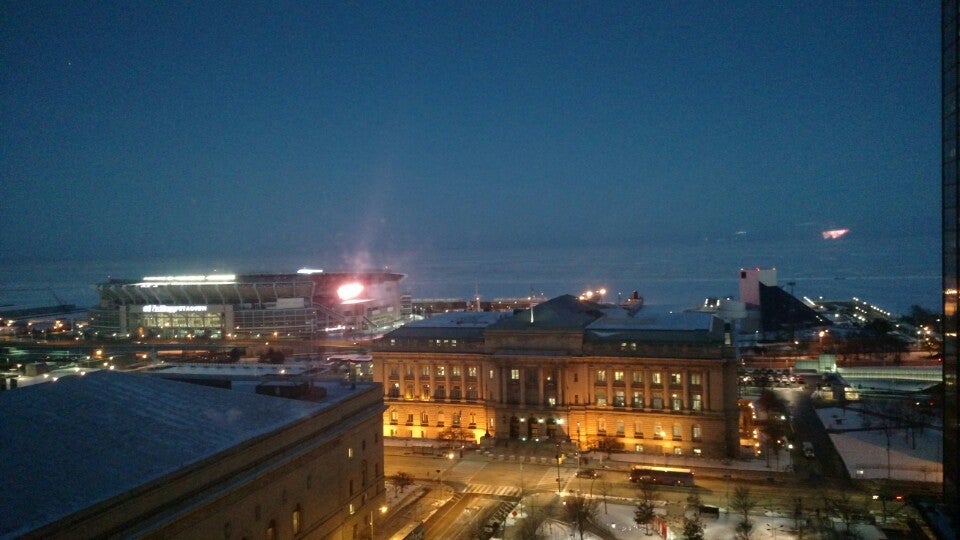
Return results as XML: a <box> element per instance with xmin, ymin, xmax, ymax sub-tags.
<box><xmin>0</xmin><ymin>370</ymin><xmax>360</xmax><ymax>537</ymax></box>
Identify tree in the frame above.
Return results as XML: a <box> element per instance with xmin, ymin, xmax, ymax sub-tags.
<box><xmin>517</xmin><ymin>505</ymin><xmax>548</xmax><ymax>540</ymax></box>
<box><xmin>391</xmin><ymin>472</ymin><xmax>413</xmax><ymax>494</ymax></box>
<box><xmin>634</xmin><ymin>480</ymin><xmax>658</xmax><ymax>534</ymax></box>
<box><xmin>757</xmin><ymin>388</ymin><xmax>788</xmax><ymax>418</ymax></box>
<box><xmin>825</xmin><ymin>491</ymin><xmax>866</xmax><ymax>536</ymax></box>
<box><xmin>596</xmin><ymin>479</ymin><xmax>612</xmax><ymax>514</ymax></box>
<box><xmin>634</xmin><ymin>500</ymin><xmax>656</xmax><ymax>535</ymax></box>
<box><xmin>730</xmin><ymin>486</ymin><xmax>756</xmax><ymax>524</ymax></box>
<box><xmin>735</xmin><ymin>519</ymin><xmax>754</xmax><ymax>540</ymax></box>
<box><xmin>730</xmin><ymin>485</ymin><xmax>756</xmax><ymax>539</ymax></box>
<box><xmin>681</xmin><ymin>514</ymin><xmax>706</xmax><ymax>540</ymax></box>
<box><xmin>437</xmin><ymin>426</ymin><xmax>475</xmax><ymax>445</ymax></box>
<box><xmin>792</xmin><ymin>497</ymin><xmax>808</xmax><ymax>539</ymax></box>
<box><xmin>563</xmin><ymin>494</ymin><xmax>599</xmax><ymax>540</ymax></box>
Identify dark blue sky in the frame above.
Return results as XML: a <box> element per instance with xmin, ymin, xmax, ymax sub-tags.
<box><xmin>1</xmin><ymin>1</ymin><xmax>940</xmax><ymax>262</ymax></box>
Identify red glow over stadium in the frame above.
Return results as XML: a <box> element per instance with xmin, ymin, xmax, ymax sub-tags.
<box><xmin>337</xmin><ymin>282</ymin><xmax>364</xmax><ymax>301</ymax></box>
<box><xmin>821</xmin><ymin>228</ymin><xmax>850</xmax><ymax>240</ymax></box>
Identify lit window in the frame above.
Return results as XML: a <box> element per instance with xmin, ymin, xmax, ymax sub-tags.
<box><xmin>652</xmin><ymin>372</ymin><xmax>662</xmax><ymax>385</ymax></box>
<box><xmin>614</xmin><ymin>371</ymin><xmax>624</xmax><ymax>382</ymax></box>
<box><xmin>292</xmin><ymin>505</ymin><xmax>302</xmax><ymax>534</ymax></box>
<box><xmin>632</xmin><ymin>371</ymin><xmax>643</xmax><ymax>384</ymax></box>
<box><xmin>348</xmin><ymin>447</ymin><xmax>354</xmax><ymax>458</ymax></box>
<box><xmin>595</xmin><ymin>370</ymin><xmax>607</xmax><ymax>383</ymax></box>
<box><xmin>349</xmin><ymin>503</ymin><xmax>355</xmax><ymax>515</ymax></box>
<box><xmin>690</xmin><ymin>373</ymin><xmax>702</xmax><ymax>386</ymax></box>
<box><xmin>510</xmin><ymin>369</ymin><xmax>520</xmax><ymax>380</ymax></box>
<box><xmin>596</xmin><ymin>390</ymin><xmax>607</xmax><ymax>406</ymax></box>
<box><xmin>670</xmin><ymin>373</ymin><xmax>682</xmax><ymax>385</ymax></box>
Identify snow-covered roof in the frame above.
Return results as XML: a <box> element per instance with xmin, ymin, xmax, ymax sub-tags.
<box><xmin>589</xmin><ymin>306</ymin><xmax>717</xmax><ymax>332</ymax></box>
<box><xmin>0</xmin><ymin>370</ymin><xmax>329</xmax><ymax>537</ymax></box>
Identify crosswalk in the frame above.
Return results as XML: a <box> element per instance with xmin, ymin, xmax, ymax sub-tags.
<box><xmin>464</xmin><ymin>483</ymin><xmax>521</xmax><ymax>497</ymax></box>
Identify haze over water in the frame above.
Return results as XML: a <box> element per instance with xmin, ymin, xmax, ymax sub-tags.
<box><xmin>0</xmin><ymin>234</ymin><xmax>940</xmax><ymax>316</ymax></box>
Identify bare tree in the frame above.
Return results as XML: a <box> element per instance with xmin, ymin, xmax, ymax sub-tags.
<box><xmin>734</xmin><ymin>520</ymin><xmax>754</xmax><ymax>540</ymax></box>
<box><xmin>596</xmin><ymin>479</ymin><xmax>613</xmax><ymax>514</ymax></box>
<box><xmin>825</xmin><ymin>491</ymin><xmax>867</xmax><ymax>537</ymax></box>
<box><xmin>730</xmin><ymin>486</ymin><xmax>756</xmax><ymax>524</ymax></box>
<box><xmin>563</xmin><ymin>494</ymin><xmax>599</xmax><ymax>540</ymax></box>
<box><xmin>730</xmin><ymin>485</ymin><xmax>756</xmax><ymax>539</ymax></box>
<box><xmin>517</xmin><ymin>505</ymin><xmax>548</xmax><ymax>540</ymax></box>
<box><xmin>391</xmin><ymin>471</ymin><xmax>413</xmax><ymax>495</ymax></box>
<box><xmin>862</xmin><ymin>399</ymin><xmax>901</xmax><ymax>478</ymax></box>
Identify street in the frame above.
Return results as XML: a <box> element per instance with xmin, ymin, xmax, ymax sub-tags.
<box><xmin>380</xmin><ymin>441</ymin><xmax>877</xmax><ymax>539</ymax></box>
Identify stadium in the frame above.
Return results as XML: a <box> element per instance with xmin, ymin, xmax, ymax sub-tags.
<box><xmin>88</xmin><ymin>269</ymin><xmax>405</xmax><ymax>339</ymax></box>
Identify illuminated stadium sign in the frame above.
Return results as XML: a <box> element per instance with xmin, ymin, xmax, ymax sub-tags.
<box><xmin>137</xmin><ymin>274</ymin><xmax>236</xmax><ymax>287</ymax></box>
<box><xmin>142</xmin><ymin>305</ymin><xmax>209</xmax><ymax>313</ymax></box>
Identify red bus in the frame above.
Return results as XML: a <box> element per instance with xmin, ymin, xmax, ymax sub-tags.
<box><xmin>629</xmin><ymin>466</ymin><xmax>695</xmax><ymax>487</ymax></box>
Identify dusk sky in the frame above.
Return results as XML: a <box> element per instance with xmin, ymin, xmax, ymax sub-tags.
<box><xmin>1</xmin><ymin>2</ymin><xmax>940</xmax><ymax>263</ymax></box>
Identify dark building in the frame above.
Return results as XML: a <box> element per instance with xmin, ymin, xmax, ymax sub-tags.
<box><xmin>943</xmin><ymin>0</ymin><xmax>959</xmax><ymax>525</ymax></box>
<box><xmin>0</xmin><ymin>371</ymin><xmax>385</xmax><ymax>539</ymax></box>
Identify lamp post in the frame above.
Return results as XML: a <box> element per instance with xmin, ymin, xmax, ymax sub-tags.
<box><xmin>555</xmin><ymin>441</ymin><xmax>562</xmax><ymax>493</ymax></box>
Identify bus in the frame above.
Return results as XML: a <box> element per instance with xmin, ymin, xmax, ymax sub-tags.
<box><xmin>629</xmin><ymin>466</ymin><xmax>695</xmax><ymax>487</ymax></box>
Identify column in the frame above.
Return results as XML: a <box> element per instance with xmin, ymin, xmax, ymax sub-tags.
<box><xmin>500</xmin><ymin>365</ymin><xmax>508</xmax><ymax>404</ymax></box>
<box><xmin>519</xmin><ymin>367</ymin><xmax>526</xmax><ymax>406</ymax></box>
<box><xmin>538</xmin><ymin>366</ymin><xmax>545</xmax><ymax>406</ymax></box>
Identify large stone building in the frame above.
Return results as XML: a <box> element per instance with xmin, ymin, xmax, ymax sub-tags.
<box><xmin>372</xmin><ymin>295</ymin><xmax>740</xmax><ymax>459</ymax></box>
<box><xmin>0</xmin><ymin>370</ymin><xmax>385</xmax><ymax>539</ymax></box>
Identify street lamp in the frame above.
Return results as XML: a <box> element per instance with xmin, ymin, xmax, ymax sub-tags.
<box><xmin>555</xmin><ymin>441</ymin><xmax>562</xmax><ymax>493</ymax></box>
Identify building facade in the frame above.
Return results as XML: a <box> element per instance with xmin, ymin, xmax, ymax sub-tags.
<box><xmin>372</xmin><ymin>295</ymin><xmax>740</xmax><ymax>459</ymax></box>
<box><xmin>1</xmin><ymin>371</ymin><xmax>386</xmax><ymax>540</ymax></box>
<box><xmin>944</xmin><ymin>0</ymin><xmax>959</xmax><ymax>509</ymax></box>
<box><xmin>88</xmin><ymin>270</ymin><xmax>404</xmax><ymax>340</ymax></box>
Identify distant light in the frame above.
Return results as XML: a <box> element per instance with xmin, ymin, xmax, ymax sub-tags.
<box><xmin>297</xmin><ymin>268</ymin><xmax>324</xmax><ymax>274</ymax></box>
<box><xmin>138</xmin><ymin>274</ymin><xmax>235</xmax><ymax>286</ymax></box>
<box><xmin>822</xmin><ymin>228</ymin><xmax>850</xmax><ymax>240</ymax></box>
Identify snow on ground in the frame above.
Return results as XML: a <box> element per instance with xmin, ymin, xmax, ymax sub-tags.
<box><xmin>502</xmin><ymin>498</ymin><xmax>888</xmax><ymax>540</ymax></box>
<box><xmin>816</xmin><ymin>406</ymin><xmax>942</xmax><ymax>482</ymax></box>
